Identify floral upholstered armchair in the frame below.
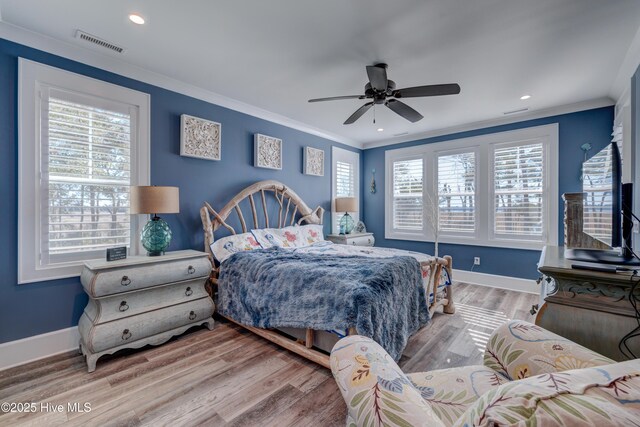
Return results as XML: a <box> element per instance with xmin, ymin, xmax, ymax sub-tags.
<box><xmin>330</xmin><ymin>320</ymin><xmax>640</xmax><ymax>426</ymax></box>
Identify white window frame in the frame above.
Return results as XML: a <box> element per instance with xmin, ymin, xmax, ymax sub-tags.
<box><xmin>331</xmin><ymin>147</ymin><xmax>360</xmax><ymax>234</ymax></box>
<box><xmin>18</xmin><ymin>58</ymin><xmax>150</xmax><ymax>284</ymax></box>
<box><xmin>385</xmin><ymin>124</ymin><xmax>559</xmax><ymax>250</ymax></box>
<box><xmin>433</xmin><ymin>146</ymin><xmax>481</xmax><ymax>239</ymax></box>
<box><xmin>385</xmin><ymin>150</ymin><xmax>428</xmax><ymax>241</ymax></box>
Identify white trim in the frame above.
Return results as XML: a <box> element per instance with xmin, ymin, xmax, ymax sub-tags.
<box><xmin>364</xmin><ymin>98</ymin><xmax>613</xmax><ymax>150</ymax></box>
<box><xmin>18</xmin><ymin>58</ymin><xmax>150</xmax><ymax>284</ymax></box>
<box><xmin>0</xmin><ymin>327</ymin><xmax>79</xmax><ymax>371</ymax></box>
<box><xmin>385</xmin><ymin>124</ymin><xmax>559</xmax><ymax>251</ymax></box>
<box><xmin>0</xmin><ymin>21</ymin><xmax>358</xmax><ymax>149</ymax></box>
<box><xmin>453</xmin><ymin>269</ymin><xmax>538</xmax><ymax>294</ymax></box>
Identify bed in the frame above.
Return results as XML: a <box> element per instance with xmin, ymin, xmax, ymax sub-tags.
<box><xmin>200</xmin><ymin>180</ymin><xmax>454</xmax><ymax>367</ymax></box>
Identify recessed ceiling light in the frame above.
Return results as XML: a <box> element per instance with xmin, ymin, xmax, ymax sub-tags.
<box><xmin>129</xmin><ymin>14</ymin><xmax>145</xmax><ymax>25</ymax></box>
<box><xmin>520</xmin><ymin>94</ymin><xmax>531</xmax><ymax>100</ymax></box>
<box><xmin>377</xmin><ymin>128</ymin><xmax>384</xmax><ymax>132</ymax></box>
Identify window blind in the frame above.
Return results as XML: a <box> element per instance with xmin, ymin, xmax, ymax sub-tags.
<box><xmin>582</xmin><ymin>144</ymin><xmax>614</xmax><ymax>243</ymax></box>
<box><xmin>494</xmin><ymin>143</ymin><xmax>544</xmax><ymax>237</ymax></box>
<box><xmin>336</xmin><ymin>160</ymin><xmax>354</xmax><ymax>197</ymax></box>
<box><xmin>438</xmin><ymin>152</ymin><xmax>475</xmax><ymax>233</ymax></box>
<box><xmin>392</xmin><ymin>158</ymin><xmax>423</xmax><ymax>230</ymax></box>
<box><xmin>43</xmin><ymin>97</ymin><xmax>132</xmax><ymax>258</ymax></box>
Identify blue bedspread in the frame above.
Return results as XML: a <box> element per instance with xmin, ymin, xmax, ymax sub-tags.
<box><xmin>217</xmin><ymin>247</ymin><xmax>430</xmax><ymax>360</ymax></box>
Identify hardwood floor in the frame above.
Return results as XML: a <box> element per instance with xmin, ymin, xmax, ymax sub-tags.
<box><xmin>0</xmin><ymin>283</ymin><xmax>537</xmax><ymax>426</ymax></box>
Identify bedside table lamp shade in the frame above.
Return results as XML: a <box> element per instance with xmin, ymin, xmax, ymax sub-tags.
<box><xmin>130</xmin><ymin>186</ymin><xmax>180</xmax><ymax>256</ymax></box>
<box><xmin>335</xmin><ymin>197</ymin><xmax>357</xmax><ymax>235</ymax></box>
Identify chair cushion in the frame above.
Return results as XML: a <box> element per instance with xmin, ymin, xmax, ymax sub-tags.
<box><xmin>455</xmin><ymin>359</ymin><xmax>640</xmax><ymax>427</ymax></box>
<box><xmin>407</xmin><ymin>365</ymin><xmax>508</xmax><ymax>427</ymax></box>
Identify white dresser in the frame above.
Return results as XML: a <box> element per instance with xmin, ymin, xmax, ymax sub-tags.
<box><xmin>79</xmin><ymin>250</ymin><xmax>214</xmax><ymax>372</ymax></box>
<box><xmin>326</xmin><ymin>232</ymin><xmax>375</xmax><ymax>247</ymax></box>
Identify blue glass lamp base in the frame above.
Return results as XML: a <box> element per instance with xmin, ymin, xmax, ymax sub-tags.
<box><xmin>339</xmin><ymin>212</ymin><xmax>355</xmax><ymax>235</ymax></box>
<box><xmin>141</xmin><ymin>216</ymin><xmax>172</xmax><ymax>256</ymax></box>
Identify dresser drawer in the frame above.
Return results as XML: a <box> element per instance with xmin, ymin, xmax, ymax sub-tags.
<box><xmin>82</xmin><ymin>256</ymin><xmax>211</xmax><ymax>297</ymax></box>
<box><xmin>84</xmin><ymin>278</ymin><xmax>209</xmax><ymax>323</ymax></box>
<box><xmin>82</xmin><ymin>297</ymin><xmax>214</xmax><ymax>353</ymax></box>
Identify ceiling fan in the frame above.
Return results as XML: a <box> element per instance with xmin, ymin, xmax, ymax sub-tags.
<box><xmin>308</xmin><ymin>63</ymin><xmax>460</xmax><ymax>125</ymax></box>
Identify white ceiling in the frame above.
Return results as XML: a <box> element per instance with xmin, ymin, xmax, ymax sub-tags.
<box><xmin>1</xmin><ymin>0</ymin><xmax>639</xmax><ymax>148</ymax></box>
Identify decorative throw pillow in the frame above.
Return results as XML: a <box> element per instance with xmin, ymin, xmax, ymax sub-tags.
<box><xmin>297</xmin><ymin>224</ymin><xmax>325</xmax><ymax>245</ymax></box>
<box><xmin>210</xmin><ymin>232</ymin><xmax>262</xmax><ymax>263</ymax></box>
<box><xmin>251</xmin><ymin>226</ymin><xmax>303</xmax><ymax>248</ymax></box>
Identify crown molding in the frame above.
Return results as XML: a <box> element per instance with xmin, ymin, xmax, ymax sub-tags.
<box><xmin>362</xmin><ymin>97</ymin><xmax>614</xmax><ymax>150</ymax></box>
<box><xmin>0</xmin><ymin>21</ymin><xmax>361</xmax><ymax>149</ymax></box>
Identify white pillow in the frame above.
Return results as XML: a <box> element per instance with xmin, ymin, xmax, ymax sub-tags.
<box><xmin>210</xmin><ymin>232</ymin><xmax>262</xmax><ymax>263</ymax></box>
<box><xmin>251</xmin><ymin>224</ymin><xmax>324</xmax><ymax>248</ymax></box>
<box><xmin>297</xmin><ymin>224</ymin><xmax>325</xmax><ymax>246</ymax></box>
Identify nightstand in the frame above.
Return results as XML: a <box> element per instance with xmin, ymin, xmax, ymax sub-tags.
<box><xmin>78</xmin><ymin>250</ymin><xmax>214</xmax><ymax>372</ymax></box>
<box><xmin>326</xmin><ymin>232</ymin><xmax>375</xmax><ymax>247</ymax></box>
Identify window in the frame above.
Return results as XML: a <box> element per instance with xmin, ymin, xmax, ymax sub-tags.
<box><xmin>438</xmin><ymin>152</ymin><xmax>475</xmax><ymax>233</ymax></box>
<box><xmin>385</xmin><ymin>124</ymin><xmax>558</xmax><ymax>250</ymax></box>
<box><xmin>492</xmin><ymin>142</ymin><xmax>544</xmax><ymax>240</ymax></box>
<box><xmin>332</xmin><ymin>147</ymin><xmax>360</xmax><ymax>234</ymax></box>
<box><xmin>392</xmin><ymin>158</ymin><xmax>423</xmax><ymax>231</ymax></box>
<box><xmin>19</xmin><ymin>58</ymin><xmax>150</xmax><ymax>283</ymax></box>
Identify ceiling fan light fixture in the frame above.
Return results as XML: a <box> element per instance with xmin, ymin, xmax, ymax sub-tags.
<box><xmin>129</xmin><ymin>14</ymin><xmax>145</xmax><ymax>25</ymax></box>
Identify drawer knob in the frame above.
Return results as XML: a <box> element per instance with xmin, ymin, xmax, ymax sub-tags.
<box><xmin>121</xmin><ymin>276</ymin><xmax>131</xmax><ymax>286</ymax></box>
<box><xmin>367</xmin><ymin>238</ymin><xmax>371</xmax><ymax>244</ymax></box>
<box><xmin>119</xmin><ymin>301</ymin><xmax>129</xmax><ymax>312</ymax></box>
<box><xmin>185</xmin><ymin>287</ymin><xmax>193</xmax><ymax>297</ymax></box>
<box><xmin>122</xmin><ymin>329</ymin><xmax>132</xmax><ymax>340</ymax></box>
<box><xmin>189</xmin><ymin>311</ymin><xmax>197</xmax><ymax>320</ymax></box>
<box><xmin>187</xmin><ymin>265</ymin><xmax>196</xmax><ymax>275</ymax></box>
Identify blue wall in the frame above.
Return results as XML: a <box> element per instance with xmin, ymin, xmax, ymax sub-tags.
<box><xmin>362</xmin><ymin>107</ymin><xmax>615</xmax><ymax>280</ymax></box>
<box><xmin>0</xmin><ymin>38</ymin><xmax>361</xmax><ymax>344</ymax></box>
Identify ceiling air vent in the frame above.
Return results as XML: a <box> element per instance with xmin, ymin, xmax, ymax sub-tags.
<box><xmin>503</xmin><ymin>107</ymin><xmax>529</xmax><ymax>116</ymax></box>
<box><xmin>75</xmin><ymin>30</ymin><xmax>125</xmax><ymax>54</ymax></box>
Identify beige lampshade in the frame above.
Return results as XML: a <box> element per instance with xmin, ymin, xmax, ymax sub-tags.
<box><xmin>335</xmin><ymin>197</ymin><xmax>357</xmax><ymax>213</ymax></box>
<box><xmin>130</xmin><ymin>186</ymin><xmax>180</xmax><ymax>215</ymax></box>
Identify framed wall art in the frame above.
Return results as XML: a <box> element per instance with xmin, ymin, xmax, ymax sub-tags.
<box><xmin>254</xmin><ymin>134</ymin><xmax>282</xmax><ymax>170</ymax></box>
<box><xmin>180</xmin><ymin>114</ymin><xmax>221</xmax><ymax>161</ymax></box>
<box><xmin>304</xmin><ymin>146</ymin><xmax>324</xmax><ymax>176</ymax></box>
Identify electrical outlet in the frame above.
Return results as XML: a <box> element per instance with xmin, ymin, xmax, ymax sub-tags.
<box><xmin>474</xmin><ymin>257</ymin><xmax>480</xmax><ymax>266</ymax></box>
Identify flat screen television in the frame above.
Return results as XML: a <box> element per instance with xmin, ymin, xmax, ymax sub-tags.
<box><xmin>565</xmin><ymin>141</ymin><xmax>639</xmax><ymax>265</ymax></box>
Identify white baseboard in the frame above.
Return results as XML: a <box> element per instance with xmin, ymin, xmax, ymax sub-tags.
<box><xmin>0</xmin><ymin>326</ymin><xmax>79</xmax><ymax>371</ymax></box>
<box><xmin>453</xmin><ymin>269</ymin><xmax>538</xmax><ymax>294</ymax></box>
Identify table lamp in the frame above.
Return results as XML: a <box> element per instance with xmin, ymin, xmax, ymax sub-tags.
<box><xmin>130</xmin><ymin>186</ymin><xmax>180</xmax><ymax>256</ymax></box>
<box><xmin>335</xmin><ymin>197</ymin><xmax>357</xmax><ymax>234</ymax></box>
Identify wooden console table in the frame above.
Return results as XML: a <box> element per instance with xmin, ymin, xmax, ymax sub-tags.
<box><xmin>536</xmin><ymin>245</ymin><xmax>640</xmax><ymax>361</ymax></box>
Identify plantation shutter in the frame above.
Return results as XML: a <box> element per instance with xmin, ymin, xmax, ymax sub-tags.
<box><xmin>42</xmin><ymin>93</ymin><xmax>133</xmax><ymax>263</ymax></box>
<box><xmin>438</xmin><ymin>152</ymin><xmax>475</xmax><ymax>233</ymax></box>
<box><xmin>392</xmin><ymin>158</ymin><xmax>423</xmax><ymax>230</ymax></box>
<box><xmin>493</xmin><ymin>142</ymin><xmax>544</xmax><ymax>238</ymax></box>
<box><xmin>336</xmin><ymin>160</ymin><xmax>355</xmax><ymax>197</ymax></box>
<box><xmin>582</xmin><ymin>144</ymin><xmax>614</xmax><ymax>243</ymax></box>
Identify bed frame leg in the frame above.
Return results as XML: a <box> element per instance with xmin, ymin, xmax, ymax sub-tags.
<box><xmin>348</xmin><ymin>327</ymin><xmax>358</xmax><ymax>336</ymax></box>
<box><xmin>305</xmin><ymin>329</ymin><xmax>314</xmax><ymax>349</ymax></box>
<box><xmin>442</xmin><ymin>255</ymin><xmax>456</xmax><ymax>314</ymax></box>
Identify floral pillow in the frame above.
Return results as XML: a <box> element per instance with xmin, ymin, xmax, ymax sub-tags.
<box><xmin>297</xmin><ymin>224</ymin><xmax>324</xmax><ymax>245</ymax></box>
<box><xmin>251</xmin><ymin>226</ymin><xmax>304</xmax><ymax>248</ymax></box>
<box><xmin>210</xmin><ymin>232</ymin><xmax>262</xmax><ymax>263</ymax></box>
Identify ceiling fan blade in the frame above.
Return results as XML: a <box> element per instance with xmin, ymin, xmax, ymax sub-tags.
<box><xmin>344</xmin><ymin>102</ymin><xmax>374</xmax><ymax>125</ymax></box>
<box><xmin>308</xmin><ymin>95</ymin><xmax>365</xmax><ymax>103</ymax></box>
<box><xmin>386</xmin><ymin>99</ymin><xmax>423</xmax><ymax>123</ymax></box>
<box><xmin>393</xmin><ymin>83</ymin><xmax>461</xmax><ymax>98</ymax></box>
<box><xmin>366</xmin><ymin>65</ymin><xmax>388</xmax><ymax>92</ymax></box>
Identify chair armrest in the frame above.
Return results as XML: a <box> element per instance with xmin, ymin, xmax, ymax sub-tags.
<box><xmin>483</xmin><ymin>320</ymin><xmax>614</xmax><ymax>380</ymax></box>
<box><xmin>331</xmin><ymin>335</ymin><xmax>445</xmax><ymax>427</ymax></box>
